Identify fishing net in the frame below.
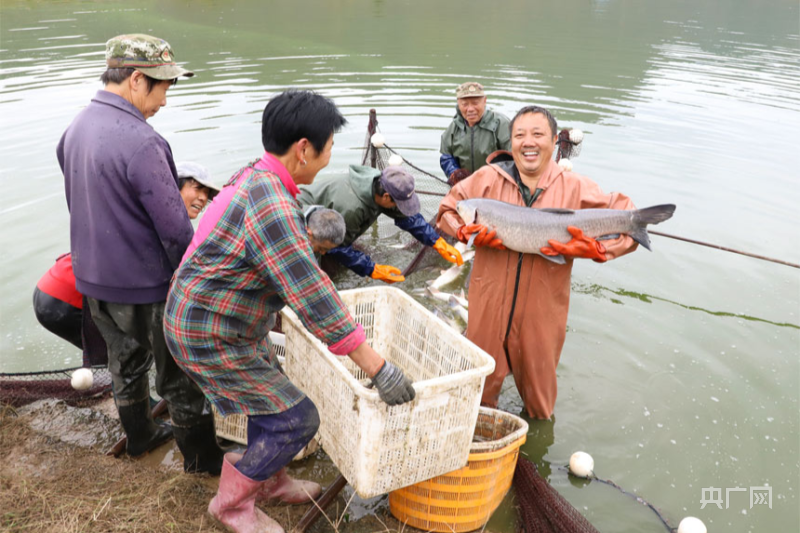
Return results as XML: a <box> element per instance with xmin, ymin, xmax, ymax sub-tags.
<box><xmin>514</xmin><ymin>458</ymin><xmax>601</xmax><ymax>533</ymax></box>
<box><xmin>1</xmin><ymin>298</ymin><xmax>112</xmax><ymax>408</ymax></box>
<box><xmin>0</xmin><ymin>367</ymin><xmax>112</xmax><ymax>408</ymax></box>
<box><xmin>556</xmin><ymin>129</ymin><xmax>583</xmax><ymax>162</ymax></box>
<box><xmin>361</xmin><ymin>109</ymin><xmax>451</xmax><ymax>244</ymax></box>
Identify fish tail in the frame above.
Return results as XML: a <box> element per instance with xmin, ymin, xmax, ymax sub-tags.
<box><xmin>630</xmin><ymin>204</ymin><xmax>676</xmax><ymax>251</ymax></box>
<box><xmin>633</xmin><ymin>204</ymin><xmax>676</xmax><ymax>225</ymax></box>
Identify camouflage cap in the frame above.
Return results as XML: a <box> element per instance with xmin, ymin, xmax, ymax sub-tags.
<box><xmin>456</xmin><ymin>82</ymin><xmax>485</xmax><ymax>99</ymax></box>
<box><xmin>105</xmin><ymin>34</ymin><xmax>194</xmax><ymax>80</ymax></box>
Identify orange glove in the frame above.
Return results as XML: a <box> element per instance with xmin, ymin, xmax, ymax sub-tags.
<box><xmin>432</xmin><ymin>237</ymin><xmax>463</xmax><ymax>266</ymax></box>
<box><xmin>371</xmin><ymin>264</ymin><xmax>405</xmax><ymax>284</ymax></box>
<box><xmin>541</xmin><ymin>226</ymin><xmax>607</xmax><ymax>263</ymax></box>
<box><xmin>448</xmin><ymin>169</ymin><xmax>471</xmax><ymax>186</ymax></box>
<box><xmin>456</xmin><ymin>224</ymin><xmax>506</xmax><ymax>250</ymax></box>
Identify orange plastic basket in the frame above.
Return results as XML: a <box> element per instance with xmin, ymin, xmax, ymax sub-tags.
<box><xmin>389</xmin><ymin>408</ymin><xmax>528</xmax><ymax>532</ymax></box>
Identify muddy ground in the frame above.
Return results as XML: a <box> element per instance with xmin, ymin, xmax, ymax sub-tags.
<box><xmin>0</xmin><ymin>399</ymin><xmax>410</xmax><ymax>533</ymax></box>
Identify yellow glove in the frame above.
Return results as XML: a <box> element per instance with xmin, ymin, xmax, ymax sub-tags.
<box><xmin>432</xmin><ymin>237</ymin><xmax>463</xmax><ymax>266</ymax></box>
<box><xmin>371</xmin><ymin>264</ymin><xmax>405</xmax><ymax>284</ymax></box>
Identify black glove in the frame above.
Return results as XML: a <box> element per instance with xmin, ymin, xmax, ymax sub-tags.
<box><xmin>371</xmin><ymin>361</ymin><xmax>415</xmax><ymax>406</ymax></box>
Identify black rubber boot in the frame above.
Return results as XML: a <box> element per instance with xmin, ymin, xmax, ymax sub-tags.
<box><xmin>173</xmin><ymin>416</ymin><xmax>225</xmax><ymax>476</ymax></box>
<box><xmin>117</xmin><ymin>399</ymin><xmax>173</xmax><ymax>457</ymax></box>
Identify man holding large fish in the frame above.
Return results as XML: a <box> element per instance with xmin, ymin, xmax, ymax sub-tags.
<box><xmin>437</xmin><ymin>105</ymin><xmax>674</xmax><ymax>419</ymax></box>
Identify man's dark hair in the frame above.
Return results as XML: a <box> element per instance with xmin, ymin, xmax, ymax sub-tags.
<box><xmin>100</xmin><ymin>68</ymin><xmax>177</xmax><ymax>93</ymax></box>
<box><xmin>510</xmin><ymin>106</ymin><xmax>558</xmax><ymax>138</ymax></box>
<box><xmin>372</xmin><ymin>176</ymin><xmax>387</xmax><ymax>198</ymax></box>
<box><xmin>262</xmin><ymin>90</ymin><xmax>347</xmax><ymax>155</ymax></box>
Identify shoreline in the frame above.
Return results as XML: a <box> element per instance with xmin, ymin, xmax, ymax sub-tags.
<box><xmin>0</xmin><ymin>399</ymin><xmax>409</xmax><ymax>533</ymax></box>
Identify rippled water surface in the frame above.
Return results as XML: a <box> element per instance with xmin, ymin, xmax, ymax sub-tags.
<box><xmin>2</xmin><ymin>1</ymin><xmax>798</xmax><ymax>531</ymax></box>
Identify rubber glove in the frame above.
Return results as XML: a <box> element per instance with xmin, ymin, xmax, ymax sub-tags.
<box><xmin>371</xmin><ymin>360</ymin><xmax>415</xmax><ymax>406</ymax></box>
<box><xmin>371</xmin><ymin>264</ymin><xmax>405</xmax><ymax>284</ymax></box>
<box><xmin>432</xmin><ymin>237</ymin><xmax>464</xmax><ymax>266</ymax></box>
<box><xmin>456</xmin><ymin>224</ymin><xmax>506</xmax><ymax>250</ymax></box>
<box><xmin>541</xmin><ymin>226</ymin><xmax>607</xmax><ymax>263</ymax></box>
<box><xmin>448</xmin><ymin>168</ymin><xmax>471</xmax><ymax>186</ymax></box>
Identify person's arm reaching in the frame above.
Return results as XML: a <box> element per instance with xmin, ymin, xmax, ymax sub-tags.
<box><xmin>325</xmin><ymin>244</ymin><xmax>376</xmax><ymax>277</ymax></box>
<box><xmin>440</xmin><ymin>154</ymin><xmax>461</xmax><ymax>179</ymax></box>
<box><xmin>394</xmin><ymin>214</ymin><xmax>438</xmax><ymax>246</ymax></box>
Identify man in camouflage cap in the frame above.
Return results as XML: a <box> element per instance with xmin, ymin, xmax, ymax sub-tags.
<box><xmin>57</xmin><ymin>34</ymin><xmax>224</xmax><ymax>474</ymax></box>
<box><xmin>99</xmin><ymin>33</ymin><xmax>193</xmax><ymax>119</ymax></box>
<box><xmin>439</xmin><ymin>81</ymin><xmax>511</xmax><ymax>185</ymax></box>
<box><xmin>105</xmin><ymin>33</ymin><xmax>194</xmax><ymax>80</ymax></box>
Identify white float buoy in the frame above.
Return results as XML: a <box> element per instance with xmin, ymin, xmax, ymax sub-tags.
<box><xmin>568</xmin><ymin>128</ymin><xmax>584</xmax><ymax>144</ymax></box>
<box><xmin>70</xmin><ymin>368</ymin><xmax>93</xmax><ymax>391</ymax></box>
<box><xmin>568</xmin><ymin>451</ymin><xmax>594</xmax><ymax>478</ymax></box>
<box><xmin>370</xmin><ymin>132</ymin><xmax>386</xmax><ymax>148</ymax></box>
<box><xmin>388</xmin><ymin>154</ymin><xmax>404</xmax><ymax>166</ymax></box>
<box><xmin>677</xmin><ymin>517</ymin><xmax>707</xmax><ymax>533</ymax></box>
<box><xmin>558</xmin><ymin>158</ymin><xmax>573</xmax><ymax>172</ymax></box>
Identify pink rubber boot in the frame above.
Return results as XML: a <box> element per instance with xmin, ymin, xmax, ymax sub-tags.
<box><xmin>256</xmin><ymin>468</ymin><xmax>322</xmax><ymax>505</ymax></box>
<box><xmin>208</xmin><ymin>453</ymin><xmax>284</xmax><ymax>533</ymax></box>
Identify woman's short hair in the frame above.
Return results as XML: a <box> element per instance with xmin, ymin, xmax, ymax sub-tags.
<box><xmin>306</xmin><ymin>207</ymin><xmax>346</xmax><ymax>247</ymax></box>
<box><xmin>262</xmin><ymin>90</ymin><xmax>347</xmax><ymax>155</ymax></box>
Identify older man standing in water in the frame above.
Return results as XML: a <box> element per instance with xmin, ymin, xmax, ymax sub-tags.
<box><xmin>440</xmin><ymin>82</ymin><xmax>511</xmax><ymax>184</ymax></box>
<box><xmin>437</xmin><ymin>105</ymin><xmax>639</xmax><ymax>419</ymax></box>
<box><xmin>56</xmin><ymin>34</ymin><xmax>224</xmax><ymax>473</ymax></box>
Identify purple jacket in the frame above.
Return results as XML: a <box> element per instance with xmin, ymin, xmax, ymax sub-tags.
<box><xmin>57</xmin><ymin>90</ymin><xmax>192</xmax><ymax>304</ymax></box>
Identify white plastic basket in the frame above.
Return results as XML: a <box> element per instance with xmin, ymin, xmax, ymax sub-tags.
<box><xmin>282</xmin><ymin>286</ymin><xmax>495</xmax><ymax>498</ymax></box>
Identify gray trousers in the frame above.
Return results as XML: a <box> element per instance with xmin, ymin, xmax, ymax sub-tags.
<box><xmin>87</xmin><ymin>298</ymin><xmax>213</xmax><ymax>427</ymax></box>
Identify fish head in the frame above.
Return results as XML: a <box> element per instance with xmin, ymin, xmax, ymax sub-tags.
<box><xmin>456</xmin><ymin>200</ymin><xmax>478</xmax><ymax>225</ymax></box>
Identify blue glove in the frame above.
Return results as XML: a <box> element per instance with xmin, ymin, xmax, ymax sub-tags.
<box><xmin>394</xmin><ymin>213</ymin><xmax>440</xmax><ymax>247</ymax></box>
<box><xmin>439</xmin><ymin>154</ymin><xmax>460</xmax><ymax>180</ymax></box>
<box><xmin>325</xmin><ymin>245</ymin><xmax>375</xmax><ymax>277</ymax></box>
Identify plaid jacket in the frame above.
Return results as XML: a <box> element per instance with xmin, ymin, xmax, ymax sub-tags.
<box><xmin>164</xmin><ymin>156</ymin><xmax>358</xmax><ymax>415</ymax></box>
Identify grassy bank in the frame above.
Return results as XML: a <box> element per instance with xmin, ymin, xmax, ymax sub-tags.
<box><xmin>0</xmin><ymin>403</ymin><xmax>401</xmax><ymax>533</ymax></box>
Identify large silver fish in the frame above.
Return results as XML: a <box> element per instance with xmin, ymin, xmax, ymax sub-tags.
<box><xmin>456</xmin><ymin>199</ymin><xmax>676</xmax><ymax>264</ymax></box>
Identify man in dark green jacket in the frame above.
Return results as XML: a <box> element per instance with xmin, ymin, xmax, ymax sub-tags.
<box><xmin>440</xmin><ymin>82</ymin><xmax>511</xmax><ymax>184</ymax></box>
<box><xmin>297</xmin><ymin>165</ymin><xmax>462</xmax><ymax>283</ymax></box>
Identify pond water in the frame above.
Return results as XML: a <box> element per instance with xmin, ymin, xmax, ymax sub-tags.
<box><xmin>1</xmin><ymin>1</ymin><xmax>798</xmax><ymax>531</ymax></box>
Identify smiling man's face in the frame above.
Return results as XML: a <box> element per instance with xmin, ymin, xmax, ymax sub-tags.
<box><xmin>511</xmin><ymin>112</ymin><xmax>557</xmax><ymax>181</ymax></box>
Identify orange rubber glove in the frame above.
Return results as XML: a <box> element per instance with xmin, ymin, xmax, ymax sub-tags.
<box><xmin>432</xmin><ymin>237</ymin><xmax>464</xmax><ymax>266</ymax></box>
<box><xmin>456</xmin><ymin>224</ymin><xmax>506</xmax><ymax>250</ymax></box>
<box><xmin>541</xmin><ymin>226</ymin><xmax>607</xmax><ymax>263</ymax></box>
<box><xmin>371</xmin><ymin>264</ymin><xmax>405</xmax><ymax>284</ymax></box>
<box><xmin>448</xmin><ymin>169</ymin><xmax>471</xmax><ymax>186</ymax></box>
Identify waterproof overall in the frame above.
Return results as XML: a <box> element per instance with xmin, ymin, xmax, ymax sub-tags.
<box><xmin>437</xmin><ymin>154</ymin><xmax>638</xmax><ymax>419</ymax></box>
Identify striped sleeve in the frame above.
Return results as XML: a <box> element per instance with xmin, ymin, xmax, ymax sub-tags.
<box><xmin>243</xmin><ymin>176</ymin><xmax>357</xmax><ymax>345</ymax></box>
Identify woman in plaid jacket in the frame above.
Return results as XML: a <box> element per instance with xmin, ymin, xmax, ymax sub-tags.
<box><xmin>164</xmin><ymin>90</ymin><xmax>415</xmax><ymax>533</ymax></box>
